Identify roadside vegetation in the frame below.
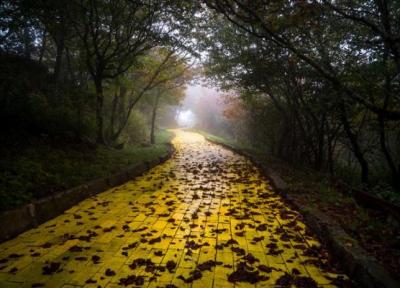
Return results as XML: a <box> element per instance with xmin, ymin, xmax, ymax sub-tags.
<box><xmin>188</xmin><ymin>1</ymin><xmax>400</xmax><ymax>206</ymax></box>
<box><xmin>0</xmin><ymin>130</ymin><xmax>174</xmax><ymax>210</ymax></box>
<box><xmin>0</xmin><ymin>1</ymin><xmax>194</xmax><ymax>210</ymax></box>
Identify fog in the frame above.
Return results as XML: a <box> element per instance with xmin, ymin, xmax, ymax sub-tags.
<box><xmin>176</xmin><ymin>84</ymin><xmax>228</xmax><ymax>133</ymax></box>
<box><xmin>176</xmin><ymin>109</ymin><xmax>197</xmax><ymax>127</ymax></box>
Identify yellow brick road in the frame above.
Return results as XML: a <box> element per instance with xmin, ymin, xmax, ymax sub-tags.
<box><xmin>0</xmin><ymin>130</ymin><xmax>349</xmax><ymax>288</ymax></box>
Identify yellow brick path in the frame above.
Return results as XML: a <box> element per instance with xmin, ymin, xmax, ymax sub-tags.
<box><xmin>0</xmin><ymin>130</ymin><xmax>349</xmax><ymax>288</ymax></box>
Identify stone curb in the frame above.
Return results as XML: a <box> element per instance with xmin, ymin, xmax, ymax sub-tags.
<box><xmin>205</xmin><ymin>136</ymin><xmax>399</xmax><ymax>288</ymax></box>
<box><xmin>0</xmin><ymin>143</ymin><xmax>175</xmax><ymax>244</ymax></box>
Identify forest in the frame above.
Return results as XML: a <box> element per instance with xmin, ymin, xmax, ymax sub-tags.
<box><xmin>0</xmin><ymin>1</ymin><xmax>400</xmax><ymax>287</ymax></box>
<box><xmin>194</xmin><ymin>1</ymin><xmax>400</xmax><ymax>204</ymax></box>
<box><xmin>0</xmin><ymin>0</ymin><xmax>399</xmax><ymax>211</ymax></box>
<box><xmin>0</xmin><ymin>0</ymin><xmax>195</xmax><ymax>209</ymax></box>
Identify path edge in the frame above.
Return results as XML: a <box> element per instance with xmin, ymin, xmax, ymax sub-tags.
<box><xmin>0</xmin><ymin>142</ymin><xmax>175</xmax><ymax>244</ymax></box>
<box><xmin>205</xmin><ymin>136</ymin><xmax>399</xmax><ymax>288</ymax></box>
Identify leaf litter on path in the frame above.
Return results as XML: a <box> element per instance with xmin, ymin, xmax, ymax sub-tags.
<box><xmin>0</xmin><ymin>130</ymin><xmax>351</xmax><ymax>287</ymax></box>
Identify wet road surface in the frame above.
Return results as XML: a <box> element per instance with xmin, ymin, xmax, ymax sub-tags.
<box><xmin>0</xmin><ymin>130</ymin><xmax>349</xmax><ymax>287</ymax></box>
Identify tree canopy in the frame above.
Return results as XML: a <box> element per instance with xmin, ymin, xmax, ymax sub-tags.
<box><xmin>1</xmin><ymin>0</ymin><xmax>399</xmax><ymax>193</ymax></box>
<box><xmin>191</xmin><ymin>0</ymin><xmax>400</xmax><ymax>191</ymax></box>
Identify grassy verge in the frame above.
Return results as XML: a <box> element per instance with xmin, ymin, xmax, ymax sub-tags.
<box><xmin>200</xmin><ymin>129</ymin><xmax>400</xmax><ymax>278</ymax></box>
<box><xmin>0</xmin><ymin>130</ymin><xmax>174</xmax><ymax>211</ymax></box>
<box><xmin>190</xmin><ymin>129</ymin><xmax>256</xmax><ymax>153</ymax></box>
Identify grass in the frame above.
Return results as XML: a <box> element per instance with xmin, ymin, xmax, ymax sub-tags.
<box><xmin>0</xmin><ymin>130</ymin><xmax>174</xmax><ymax>211</ymax></box>
<box><xmin>193</xmin><ymin>129</ymin><xmax>257</xmax><ymax>154</ymax></box>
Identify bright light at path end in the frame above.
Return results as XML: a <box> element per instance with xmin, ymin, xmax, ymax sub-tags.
<box><xmin>177</xmin><ymin>110</ymin><xmax>196</xmax><ymax>127</ymax></box>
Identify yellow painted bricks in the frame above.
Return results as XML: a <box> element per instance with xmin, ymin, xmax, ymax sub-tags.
<box><xmin>0</xmin><ymin>130</ymin><xmax>349</xmax><ymax>288</ymax></box>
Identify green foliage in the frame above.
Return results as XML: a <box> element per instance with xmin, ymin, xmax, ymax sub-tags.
<box><xmin>0</xmin><ymin>0</ymin><xmax>190</xmax><ymax>210</ymax></box>
<box><xmin>0</xmin><ymin>130</ymin><xmax>173</xmax><ymax>210</ymax></box>
<box><xmin>371</xmin><ymin>184</ymin><xmax>400</xmax><ymax>206</ymax></box>
<box><xmin>0</xmin><ymin>53</ymin><xmax>96</xmax><ymax>139</ymax></box>
<box><xmin>0</xmin><ymin>0</ymin><xmax>191</xmax><ymax>145</ymax></box>
<box><xmin>197</xmin><ymin>1</ymin><xmax>400</xmax><ymax>191</ymax></box>
<box><xmin>121</xmin><ymin>110</ymin><xmax>148</xmax><ymax>145</ymax></box>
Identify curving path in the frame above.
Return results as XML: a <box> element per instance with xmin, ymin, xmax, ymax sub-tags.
<box><xmin>0</xmin><ymin>130</ymin><xmax>349</xmax><ymax>288</ymax></box>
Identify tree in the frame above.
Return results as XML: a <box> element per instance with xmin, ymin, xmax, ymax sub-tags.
<box><xmin>71</xmin><ymin>0</ymin><xmax>165</xmax><ymax>144</ymax></box>
<box><xmin>205</xmin><ymin>0</ymin><xmax>400</xmax><ymax>120</ymax></box>
<box><xmin>147</xmin><ymin>57</ymin><xmax>190</xmax><ymax>143</ymax></box>
<box><xmin>200</xmin><ymin>0</ymin><xmax>400</xmax><ymax>188</ymax></box>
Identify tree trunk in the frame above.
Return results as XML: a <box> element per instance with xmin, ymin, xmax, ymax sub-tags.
<box><xmin>315</xmin><ymin>119</ymin><xmax>326</xmax><ymax>171</ymax></box>
<box><xmin>65</xmin><ymin>47</ymin><xmax>75</xmax><ymax>83</ymax></box>
<box><xmin>327</xmin><ymin>135</ymin><xmax>334</xmax><ymax>176</ymax></box>
<box><xmin>150</xmin><ymin>92</ymin><xmax>160</xmax><ymax>144</ymax></box>
<box><xmin>23</xmin><ymin>26</ymin><xmax>32</xmax><ymax>59</ymax></box>
<box><xmin>339</xmin><ymin>102</ymin><xmax>369</xmax><ymax>184</ymax></box>
<box><xmin>53</xmin><ymin>35</ymin><xmax>64</xmax><ymax>84</ymax></box>
<box><xmin>109</xmin><ymin>89</ymin><xmax>119</xmax><ymax>139</ymax></box>
<box><xmin>39</xmin><ymin>30</ymin><xmax>47</xmax><ymax>64</ymax></box>
<box><xmin>52</xmin><ymin>33</ymin><xmax>65</xmax><ymax>107</ymax></box>
<box><xmin>378</xmin><ymin>115</ymin><xmax>400</xmax><ymax>190</ymax></box>
<box><xmin>94</xmin><ymin>78</ymin><xmax>105</xmax><ymax>144</ymax></box>
<box><xmin>277</xmin><ymin>120</ymin><xmax>288</xmax><ymax>158</ymax></box>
